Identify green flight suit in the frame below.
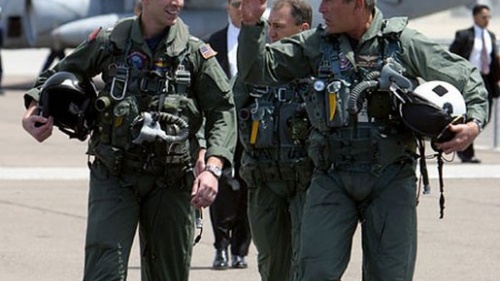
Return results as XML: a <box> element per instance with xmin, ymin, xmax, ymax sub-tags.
<box><xmin>232</xmin><ymin>75</ymin><xmax>313</xmax><ymax>281</ymax></box>
<box><xmin>24</xmin><ymin>16</ymin><xmax>236</xmax><ymax>281</ymax></box>
<box><xmin>237</xmin><ymin>8</ymin><xmax>488</xmax><ymax>281</ymax></box>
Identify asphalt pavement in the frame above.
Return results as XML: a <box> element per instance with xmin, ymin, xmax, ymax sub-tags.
<box><xmin>1</xmin><ymin>10</ymin><xmax>500</xmax><ymax>281</ymax></box>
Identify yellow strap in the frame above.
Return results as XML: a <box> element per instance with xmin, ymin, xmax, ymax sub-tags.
<box><xmin>250</xmin><ymin>120</ymin><xmax>259</xmax><ymax>144</ymax></box>
<box><xmin>329</xmin><ymin>92</ymin><xmax>337</xmax><ymax>121</ymax></box>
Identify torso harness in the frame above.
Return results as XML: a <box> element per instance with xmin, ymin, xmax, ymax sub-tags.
<box><xmin>303</xmin><ymin>20</ymin><xmax>447</xmax><ymax>217</ymax></box>
<box><xmin>238</xmin><ymin>81</ymin><xmax>313</xmax><ymax>183</ymax></box>
<box><xmin>91</xmin><ymin>22</ymin><xmax>200</xmax><ymax>177</ymax></box>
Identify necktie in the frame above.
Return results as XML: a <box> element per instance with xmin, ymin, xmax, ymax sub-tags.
<box><xmin>481</xmin><ymin>29</ymin><xmax>490</xmax><ymax>75</ymax></box>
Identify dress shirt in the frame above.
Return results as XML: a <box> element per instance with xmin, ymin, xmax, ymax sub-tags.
<box><xmin>227</xmin><ymin>22</ymin><xmax>240</xmax><ymax>78</ymax></box>
<box><xmin>469</xmin><ymin>24</ymin><xmax>492</xmax><ymax>74</ymax></box>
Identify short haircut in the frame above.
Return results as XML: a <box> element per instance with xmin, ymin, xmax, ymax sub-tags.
<box><xmin>272</xmin><ymin>0</ymin><xmax>313</xmax><ymax>26</ymax></box>
<box><xmin>472</xmin><ymin>4</ymin><xmax>490</xmax><ymax>16</ymax></box>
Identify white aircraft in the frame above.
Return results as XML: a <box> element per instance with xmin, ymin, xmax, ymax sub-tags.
<box><xmin>0</xmin><ymin>0</ymin><xmax>475</xmax><ymax>50</ymax></box>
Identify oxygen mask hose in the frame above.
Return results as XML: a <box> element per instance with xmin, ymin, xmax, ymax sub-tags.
<box><xmin>130</xmin><ymin>112</ymin><xmax>189</xmax><ymax>144</ymax></box>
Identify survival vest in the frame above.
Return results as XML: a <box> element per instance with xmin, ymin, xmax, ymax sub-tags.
<box><xmin>90</xmin><ymin>18</ymin><xmax>204</xmax><ymax>175</ymax></box>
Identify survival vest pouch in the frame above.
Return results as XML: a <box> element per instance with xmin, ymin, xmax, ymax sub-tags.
<box><xmin>238</xmin><ymin>82</ymin><xmax>313</xmax><ymax>192</ymax></box>
<box><xmin>90</xmin><ymin>19</ymin><xmax>201</xmax><ymax>177</ymax></box>
<box><xmin>299</xmin><ymin>77</ymin><xmax>350</xmax><ymax>132</ymax></box>
<box><xmin>238</xmin><ymin>83</ymin><xmax>311</xmax><ymax>151</ymax></box>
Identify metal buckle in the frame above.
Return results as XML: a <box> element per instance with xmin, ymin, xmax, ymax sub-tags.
<box><xmin>175</xmin><ymin>64</ymin><xmax>191</xmax><ymax>85</ymax></box>
<box><xmin>250</xmin><ymin>86</ymin><xmax>269</xmax><ymax>98</ymax></box>
<box><xmin>110</xmin><ymin>64</ymin><xmax>129</xmax><ymax>101</ymax></box>
<box><xmin>277</xmin><ymin>88</ymin><xmax>287</xmax><ymax>102</ymax></box>
<box><xmin>140</xmin><ymin>77</ymin><xmax>167</xmax><ymax>93</ymax></box>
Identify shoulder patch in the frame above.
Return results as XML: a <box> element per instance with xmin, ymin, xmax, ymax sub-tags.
<box><xmin>88</xmin><ymin>27</ymin><xmax>102</xmax><ymax>42</ymax></box>
<box><xmin>199</xmin><ymin>44</ymin><xmax>217</xmax><ymax>59</ymax></box>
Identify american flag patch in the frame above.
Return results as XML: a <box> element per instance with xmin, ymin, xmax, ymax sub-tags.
<box><xmin>199</xmin><ymin>44</ymin><xmax>217</xmax><ymax>59</ymax></box>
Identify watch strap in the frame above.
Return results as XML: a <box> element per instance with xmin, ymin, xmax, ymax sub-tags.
<box><xmin>470</xmin><ymin>118</ymin><xmax>483</xmax><ymax>133</ymax></box>
<box><xmin>204</xmin><ymin>165</ymin><xmax>222</xmax><ymax>179</ymax></box>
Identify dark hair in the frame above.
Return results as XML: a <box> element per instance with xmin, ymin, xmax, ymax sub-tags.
<box><xmin>272</xmin><ymin>0</ymin><xmax>313</xmax><ymax>26</ymax></box>
<box><xmin>365</xmin><ymin>0</ymin><xmax>376</xmax><ymax>11</ymax></box>
<box><xmin>472</xmin><ymin>4</ymin><xmax>490</xmax><ymax>16</ymax></box>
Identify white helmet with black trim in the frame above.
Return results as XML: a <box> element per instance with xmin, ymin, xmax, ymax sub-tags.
<box><xmin>398</xmin><ymin>80</ymin><xmax>466</xmax><ymax>142</ymax></box>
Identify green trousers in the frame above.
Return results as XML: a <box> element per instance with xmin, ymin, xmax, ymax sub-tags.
<box><xmin>84</xmin><ymin>160</ymin><xmax>195</xmax><ymax>281</ymax></box>
<box><xmin>297</xmin><ymin>161</ymin><xmax>417</xmax><ymax>281</ymax></box>
<box><xmin>248</xmin><ymin>178</ymin><xmax>308</xmax><ymax>281</ymax></box>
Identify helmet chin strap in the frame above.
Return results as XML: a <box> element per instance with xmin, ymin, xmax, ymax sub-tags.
<box><xmin>417</xmin><ymin>137</ymin><xmax>447</xmax><ymax>219</ymax></box>
<box><xmin>437</xmin><ymin>152</ymin><xmax>446</xmax><ymax>219</ymax></box>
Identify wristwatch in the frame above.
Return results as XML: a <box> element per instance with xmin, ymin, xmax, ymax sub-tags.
<box><xmin>470</xmin><ymin>118</ymin><xmax>483</xmax><ymax>133</ymax></box>
<box><xmin>204</xmin><ymin>165</ymin><xmax>222</xmax><ymax>179</ymax></box>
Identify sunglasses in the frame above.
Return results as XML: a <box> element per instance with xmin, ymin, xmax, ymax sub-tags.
<box><xmin>230</xmin><ymin>1</ymin><xmax>241</xmax><ymax>8</ymax></box>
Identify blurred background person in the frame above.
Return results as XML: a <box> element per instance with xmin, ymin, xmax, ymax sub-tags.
<box><xmin>204</xmin><ymin>0</ymin><xmax>252</xmax><ymax>270</ymax></box>
<box><xmin>40</xmin><ymin>48</ymin><xmax>66</xmax><ymax>72</ymax></box>
<box><xmin>450</xmin><ymin>4</ymin><xmax>500</xmax><ymax>163</ymax></box>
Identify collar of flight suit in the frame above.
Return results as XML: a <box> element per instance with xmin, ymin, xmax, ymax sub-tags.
<box><xmin>109</xmin><ymin>16</ymin><xmax>191</xmax><ymax>58</ymax></box>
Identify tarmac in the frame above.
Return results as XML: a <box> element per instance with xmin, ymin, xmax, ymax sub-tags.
<box><xmin>1</xmin><ymin>9</ymin><xmax>500</xmax><ymax>281</ymax></box>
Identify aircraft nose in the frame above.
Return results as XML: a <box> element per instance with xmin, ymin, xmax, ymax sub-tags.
<box><xmin>50</xmin><ymin>14</ymin><xmax>120</xmax><ymax>49</ymax></box>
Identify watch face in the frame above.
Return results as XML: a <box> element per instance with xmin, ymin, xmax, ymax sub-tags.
<box><xmin>205</xmin><ymin>165</ymin><xmax>222</xmax><ymax>178</ymax></box>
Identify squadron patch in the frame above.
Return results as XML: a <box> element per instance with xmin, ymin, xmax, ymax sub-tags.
<box><xmin>199</xmin><ymin>44</ymin><xmax>217</xmax><ymax>59</ymax></box>
<box><xmin>88</xmin><ymin>27</ymin><xmax>102</xmax><ymax>42</ymax></box>
<box><xmin>128</xmin><ymin>51</ymin><xmax>147</xmax><ymax>70</ymax></box>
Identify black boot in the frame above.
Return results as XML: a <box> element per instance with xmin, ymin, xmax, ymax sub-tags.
<box><xmin>212</xmin><ymin>249</ymin><xmax>229</xmax><ymax>270</ymax></box>
<box><xmin>231</xmin><ymin>255</ymin><xmax>248</xmax><ymax>269</ymax></box>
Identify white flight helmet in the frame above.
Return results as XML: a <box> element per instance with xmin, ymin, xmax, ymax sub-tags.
<box><xmin>398</xmin><ymin>80</ymin><xmax>466</xmax><ymax>142</ymax></box>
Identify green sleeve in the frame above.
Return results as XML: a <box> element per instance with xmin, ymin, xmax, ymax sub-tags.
<box><xmin>195</xmin><ymin>118</ymin><xmax>207</xmax><ymax>149</ymax></box>
<box><xmin>231</xmin><ymin>74</ymin><xmax>251</xmax><ymax>111</ymax></box>
<box><xmin>191</xmin><ymin>43</ymin><xmax>237</xmax><ymax>166</ymax></box>
<box><xmin>400</xmin><ymin>28</ymin><xmax>489</xmax><ymax>124</ymax></box>
<box><xmin>237</xmin><ymin>22</ymin><xmax>321</xmax><ymax>86</ymax></box>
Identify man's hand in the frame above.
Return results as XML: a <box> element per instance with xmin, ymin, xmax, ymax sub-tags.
<box><xmin>433</xmin><ymin>121</ymin><xmax>481</xmax><ymax>154</ymax></box>
<box><xmin>191</xmin><ymin>170</ymin><xmax>219</xmax><ymax>209</ymax></box>
<box><xmin>190</xmin><ymin>156</ymin><xmax>223</xmax><ymax>208</ymax></box>
<box><xmin>241</xmin><ymin>0</ymin><xmax>267</xmax><ymax>26</ymax></box>
<box><xmin>21</xmin><ymin>102</ymin><xmax>54</xmax><ymax>143</ymax></box>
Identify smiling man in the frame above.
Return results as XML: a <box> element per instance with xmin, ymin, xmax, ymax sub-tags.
<box><xmin>21</xmin><ymin>0</ymin><xmax>236</xmax><ymax>280</ymax></box>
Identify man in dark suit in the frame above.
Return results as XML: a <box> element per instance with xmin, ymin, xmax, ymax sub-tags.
<box><xmin>450</xmin><ymin>4</ymin><xmax>499</xmax><ymax>163</ymax></box>
<box><xmin>204</xmin><ymin>0</ymin><xmax>252</xmax><ymax>270</ymax></box>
